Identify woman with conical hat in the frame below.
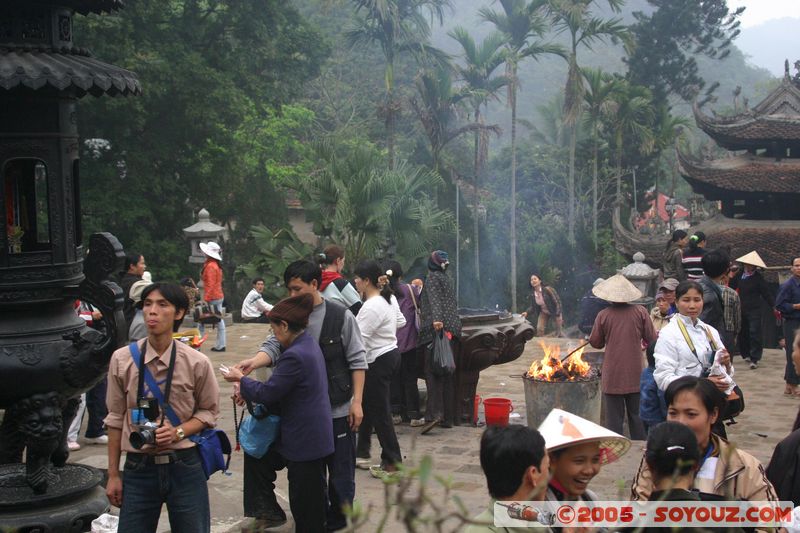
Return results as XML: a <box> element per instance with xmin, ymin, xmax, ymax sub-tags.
<box><xmin>729</xmin><ymin>250</ymin><xmax>774</xmax><ymax>371</ymax></box>
<box><xmin>538</xmin><ymin>408</ymin><xmax>630</xmax><ymax>503</ymax></box>
<box><xmin>588</xmin><ymin>275</ymin><xmax>657</xmax><ymax>440</ymax></box>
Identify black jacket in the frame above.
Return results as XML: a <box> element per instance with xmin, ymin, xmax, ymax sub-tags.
<box><xmin>766</xmin><ymin>427</ymin><xmax>800</xmax><ymax>506</ymax></box>
<box><xmin>730</xmin><ymin>270</ymin><xmax>774</xmax><ymax>313</ymax></box>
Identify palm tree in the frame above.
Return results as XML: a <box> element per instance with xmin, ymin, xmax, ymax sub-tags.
<box><xmin>582</xmin><ymin>67</ymin><xmax>618</xmax><ymax>249</ymax></box>
<box><xmin>410</xmin><ymin>66</ymin><xmax>501</xmax><ymax>176</ymax></box>
<box><xmin>605</xmin><ymin>79</ymin><xmax>655</xmax><ymax>203</ymax></box>
<box><xmin>346</xmin><ymin>0</ymin><xmax>451</xmax><ymax>169</ymax></box>
<box><xmin>548</xmin><ymin>0</ymin><xmax>627</xmax><ymax>244</ymax></box>
<box><xmin>480</xmin><ymin>0</ymin><xmax>564</xmax><ymax>311</ymax></box>
<box><xmin>650</xmin><ymin>103</ymin><xmax>690</xmax><ymax>210</ymax></box>
<box><xmin>299</xmin><ymin>140</ymin><xmax>453</xmax><ymax>263</ymax></box>
<box><xmin>449</xmin><ymin>27</ymin><xmax>509</xmax><ymax>284</ymax></box>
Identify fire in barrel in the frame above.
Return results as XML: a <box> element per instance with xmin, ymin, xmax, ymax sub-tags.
<box><xmin>523</xmin><ymin>342</ymin><xmax>601</xmax><ymax>428</ymax></box>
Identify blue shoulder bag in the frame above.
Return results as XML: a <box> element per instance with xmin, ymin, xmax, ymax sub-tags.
<box><xmin>130</xmin><ymin>342</ymin><xmax>231</xmax><ymax>478</ymax></box>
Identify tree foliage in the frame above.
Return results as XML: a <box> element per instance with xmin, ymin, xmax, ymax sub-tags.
<box><xmin>625</xmin><ymin>0</ymin><xmax>745</xmax><ymax>103</ymax></box>
<box><xmin>76</xmin><ymin>0</ymin><xmax>328</xmax><ymax>285</ymax></box>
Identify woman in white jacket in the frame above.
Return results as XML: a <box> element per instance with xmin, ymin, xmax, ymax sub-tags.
<box><xmin>653</xmin><ymin>280</ymin><xmax>734</xmax><ymax>394</ymax></box>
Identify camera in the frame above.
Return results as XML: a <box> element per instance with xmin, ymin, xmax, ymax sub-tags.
<box><xmin>129</xmin><ymin>398</ymin><xmax>160</xmax><ymax>449</ymax></box>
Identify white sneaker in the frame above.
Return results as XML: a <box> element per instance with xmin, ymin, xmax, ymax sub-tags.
<box><xmin>68</xmin><ymin>441</ymin><xmax>80</xmax><ymax>451</ymax></box>
<box><xmin>355</xmin><ymin>457</ymin><xmax>372</xmax><ymax>470</ymax></box>
<box><xmin>750</xmin><ymin>362</ymin><xmax>758</xmax><ymax>369</ymax></box>
<box><xmin>84</xmin><ymin>435</ymin><xmax>109</xmax><ymax>445</ymax></box>
<box><xmin>409</xmin><ymin>418</ymin><xmax>426</xmax><ymax>427</ymax></box>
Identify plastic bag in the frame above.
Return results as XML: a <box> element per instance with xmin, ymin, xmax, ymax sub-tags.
<box><xmin>91</xmin><ymin>513</ymin><xmax>119</xmax><ymax>533</ymax></box>
<box><xmin>430</xmin><ymin>331</ymin><xmax>455</xmax><ymax>376</ymax></box>
<box><xmin>239</xmin><ymin>403</ymin><xmax>280</xmax><ymax>459</ymax></box>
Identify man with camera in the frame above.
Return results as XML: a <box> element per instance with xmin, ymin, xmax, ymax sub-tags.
<box><xmin>105</xmin><ymin>282</ymin><xmax>220</xmax><ymax>532</ymax></box>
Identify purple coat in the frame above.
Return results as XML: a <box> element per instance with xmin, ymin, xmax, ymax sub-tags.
<box><xmin>396</xmin><ymin>283</ymin><xmax>421</xmax><ymax>353</ymax></box>
<box><xmin>239</xmin><ymin>331</ymin><xmax>333</xmax><ymax>462</ymax></box>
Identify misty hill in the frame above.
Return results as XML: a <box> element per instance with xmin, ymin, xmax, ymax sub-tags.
<box><xmin>430</xmin><ymin>0</ymin><xmax>774</xmax><ymax>146</ymax></box>
<box><xmin>736</xmin><ymin>17</ymin><xmax>800</xmax><ymax>77</ymax></box>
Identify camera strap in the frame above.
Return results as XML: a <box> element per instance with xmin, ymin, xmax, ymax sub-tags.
<box><xmin>675</xmin><ymin>318</ymin><xmax>717</xmax><ymax>368</ymax></box>
<box><xmin>130</xmin><ymin>341</ymin><xmax>180</xmax><ymax>426</ymax></box>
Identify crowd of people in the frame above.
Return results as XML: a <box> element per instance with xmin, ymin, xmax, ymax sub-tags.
<box><xmin>68</xmin><ymin>234</ymin><xmax>800</xmax><ymax>532</ymax></box>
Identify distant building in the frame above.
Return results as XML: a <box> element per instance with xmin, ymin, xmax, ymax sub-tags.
<box><xmin>615</xmin><ymin>60</ymin><xmax>800</xmax><ymax>271</ymax></box>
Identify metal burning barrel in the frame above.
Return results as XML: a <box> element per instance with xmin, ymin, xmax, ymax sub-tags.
<box><xmin>522</xmin><ymin>347</ymin><xmax>604</xmax><ymax>428</ymax></box>
<box><xmin>523</xmin><ymin>374</ymin><xmax>602</xmax><ymax>428</ymax></box>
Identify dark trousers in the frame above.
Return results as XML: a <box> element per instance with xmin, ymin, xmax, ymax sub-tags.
<box><xmin>739</xmin><ymin>309</ymin><xmax>765</xmax><ymax>362</ymax></box>
<box><xmin>118</xmin><ymin>448</ymin><xmax>210</xmax><ymax>533</ymax></box>
<box><xmin>326</xmin><ymin>416</ymin><xmax>356</xmax><ymax>531</ymax></box>
<box><xmin>243</xmin><ymin>448</ymin><xmax>286</xmax><ymax>521</ymax></box>
<box><xmin>287</xmin><ymin>457</ymin><xmax>328</xmax><ymax>533</ymax></box>
<box><xmin>784</xmin><ymin>319</ymin><xmax>800</xmax><ymax>385</ymax></box>
<box><xmin>84</xmin><ymin>378</ymin><xmax>107</xmax><ymax>438</ymax></box>
<box><xmin>356</xmin><ymin>349</ymin><xmax>402</xmax><ymax>467</ymax></box>
<box><xmin>390</xmin><ymin>348</ymin><xmax>421</xmax><ymax>420</ymax></box>
<box><xmin>603</xmin><ymin>393</ymin><xmax>645</xmax><ymax>440</ymax></box>
<box><xmin>242</xmin><ymin>448</ymin><xmax>327</xmax><ymax>532</ymax></box>
<box><xmin>423</xmin><ymin>343</ymin><xmax>455</xmax><ymax>425</ymax></box>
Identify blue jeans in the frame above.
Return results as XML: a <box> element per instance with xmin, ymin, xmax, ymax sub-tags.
<box><xmin>198</xmin><ymin>298</ymin><xmax>226</xmax><ymax>349</ymax></box>
<box><xmin>118</xmin><ymin>448</ymin><xmax>210</xmax><ymax>533</ymax></box>
<box><xmin>326</xmin><ymin>416</ymin><xmax>356</xmax><ymax>531</ymax></box>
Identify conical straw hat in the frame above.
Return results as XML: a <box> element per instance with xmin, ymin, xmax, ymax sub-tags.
<box><xmin>538</xmin><ymin>408</ymin><xmax>631</xmax><ymax>465</ymax></box>
<box><xmin>591</xmin><ymin>274</ymin><xmax>643</xmax><ymax>303</ymax></box>
<box><xmin>735</xmin><ymin>251</ymin><xmax>767</xmax><ymax>269</ymax></box>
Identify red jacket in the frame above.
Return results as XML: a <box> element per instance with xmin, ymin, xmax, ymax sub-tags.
<box><xmin>202</xmin><ymin>259</ymin><xmax>223</xmax><ymax>301</ymax></box>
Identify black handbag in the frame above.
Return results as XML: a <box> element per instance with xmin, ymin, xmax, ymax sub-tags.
<box><xmin>193</xmin><ymin>300</ymin><xmax>222</xmax><ymax>325</ymax></box>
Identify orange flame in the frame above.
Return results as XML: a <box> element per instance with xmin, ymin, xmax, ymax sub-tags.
<box><xmin>526</xmin><ymin>341</ymin><xmax>591</xmax><ymax>381</ymax></box>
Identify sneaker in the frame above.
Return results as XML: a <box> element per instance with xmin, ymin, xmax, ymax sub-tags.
<box><xmin>369</xmin><ymin>465</ymin><xmax>399</xmax><ymax>481</ymax></box>
<box><xmin>67</xmin><ymin>441</ymin><xmax>80</xmax><ymax>451</ymax></box>
<box><xmin>742</xmin><ymin>357</ymin><xmax>751</xmax><ymax>363</ymax></box>
<box><xmin>84</xmin><ymin>435</ymin><xmax>109</xmax><ymax>445</ymax></box>
<box><xmin>750</xmin><ymin>361</ymin><xmax>758</xmax><ymax>369</ymax></box>
<box><xmin>392</xmin><ymin>415</ymin><xmax>403</xmax><ymax>425</ymax></box>
<box><xmin>419</xmin><ymin>419</ymin><xmax>439</xmax><ymax>435</ymax></box>
<box><xmin>409</xmin><ymin>418</ymin><xmax>426</xmax><ymax>427</ymax></box>
<box><xmin>355</xmin><ymin>457</ymin><xmax>372</xmax><ymax>470</ymax></box>
<box><xmin>210</xmin><ymin>347</ymin><xmax>226</xmax><ymax>352</ymax></box>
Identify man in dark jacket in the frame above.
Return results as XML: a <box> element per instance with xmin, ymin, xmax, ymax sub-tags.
<box><xmin>729</xmin><ymin>251</ymin><xmax>774</xmax><ymax>369</ymax></box>
<box><xmin>578</xmin><ymin>278</ymin><xmax>610</xmax><ymax>337</ymax></box>
<box><xmin>699</xmin><ymin>249</ymin><xmax>740</xmax><ymax>351</ymax></box>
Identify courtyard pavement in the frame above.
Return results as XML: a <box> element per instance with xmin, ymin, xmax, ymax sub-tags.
<box><xmin>67</xmin><ymin>322</ymin><xmax>797</xmax><ymax>531</ymax></box>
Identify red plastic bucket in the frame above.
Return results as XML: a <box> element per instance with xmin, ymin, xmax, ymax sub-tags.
<box><xmin>484</xmin><ymin>398</ymin><xmax>513</xmax><ymax>427</ymax></box>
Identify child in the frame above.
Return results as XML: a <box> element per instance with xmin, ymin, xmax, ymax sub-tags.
<box><xmin>640</xmin><ymin>344</ymin><xmax>667</xmax><ymax>434</ymax></box>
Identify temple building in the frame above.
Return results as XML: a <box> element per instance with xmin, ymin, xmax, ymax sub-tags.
<box><xmin>614</xmin><ymin>60</ymin><xmax>800</xmax><ymax>270</ymax></box>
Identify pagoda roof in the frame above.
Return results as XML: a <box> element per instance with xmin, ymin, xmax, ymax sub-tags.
<box><xmin>677</xmin><ymin>150</ymin><xmax>800</xmax><ymax>197</ymax></box>
<box><xmin>693</xmin><ymin>73</ymin><xmax>800</xmax><ymax>150</ymax></box>
<box><xmin>613</xmin><ymin>207</ymin><xmax>800</xmax><ymax>275</ymax></box>
<box><xmin>0</xmin><ymin>47</ymin><xmax>140</xmax><ymax>97</ymax></box>
<box><xmin>20</xmin><ymin>1</ymin><xmax>124</xmax><ymax>15</ymax></box>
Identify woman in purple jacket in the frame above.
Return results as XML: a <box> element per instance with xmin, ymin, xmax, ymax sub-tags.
<box><xmin>384</xmin><ymin>260</ymin><xmax>424</xmax><ymax>426</ymax></box>
<box><xmin>223</xmin><ymin>294</ymin><xmax>333</xmax><ymax>532</ymax></box>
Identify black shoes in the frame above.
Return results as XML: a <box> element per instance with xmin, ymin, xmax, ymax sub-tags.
<box><xmin>210</xmin><ymin>347</ymin><xmax>226</xmax><ymax>352</ymax></box>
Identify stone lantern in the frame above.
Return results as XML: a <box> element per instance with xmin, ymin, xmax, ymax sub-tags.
<box><xmin>0</xmin><ymin>1</ymin><xmax>139</xmax><ymax>528</ymax></box>
<box><xmin>619</xmin><ymin>252</ymin><xmax>659</xmax><ymax>308</ymax></box>
<box><xmin>183</xmin><ymin>208</ymin><xmax>225</xmax><ymax>264</ymax></box>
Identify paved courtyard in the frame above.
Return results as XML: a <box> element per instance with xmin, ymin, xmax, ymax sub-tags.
<box><xmin>67</xmin><ymin>322</ymin><xmax>797</xmax><ymax>531</ymax></box>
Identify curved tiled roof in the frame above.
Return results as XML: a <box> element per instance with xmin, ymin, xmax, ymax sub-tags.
<box><xmin>0</xmin><ymin>47</ymin><xmax>140</xmax><ymax>97</ymax></box>
<box><xmin>612</xmin><ymin>208</ymin><xmax>800</xmax><ymax>273</ymax></box>
<box><xmin>677</xmin><ymin>151</ymin><xmax>800</xmax><ymax>195</ymax></box>
<box><xmin>693</xmin><ymin>76</ymin><xmax>800</xmax><ymax>150</ymax></box>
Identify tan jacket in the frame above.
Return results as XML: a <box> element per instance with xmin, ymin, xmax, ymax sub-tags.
<box><xmin>631</xmin><ymin>434</ymin><xmax>778</xmax><ymax>503</ymax></box>
<box><xmin>650</xmin><ymin>306</ymin><xmax>672</xmax><ymax>333</ymax></box>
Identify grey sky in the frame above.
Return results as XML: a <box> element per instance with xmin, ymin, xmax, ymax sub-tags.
<box><xmin>729</xmin><ymin>0</ymin><xmax>800</xmax><ymax>28</ymax></box>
